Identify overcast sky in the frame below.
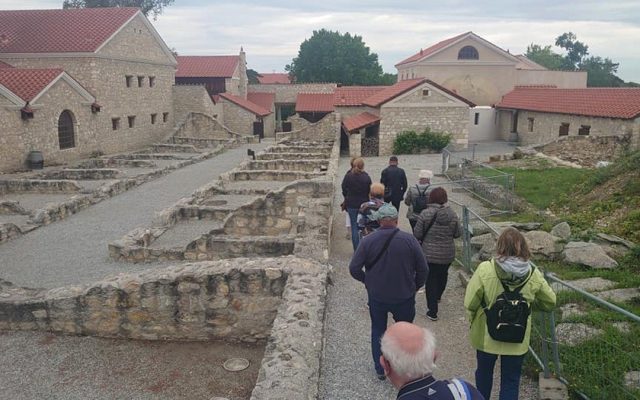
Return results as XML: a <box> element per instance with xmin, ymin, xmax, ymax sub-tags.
<box><xmin>4</xmin><ymin>0</ymin><xmax>640</xmax><ymax>81</ymax></box>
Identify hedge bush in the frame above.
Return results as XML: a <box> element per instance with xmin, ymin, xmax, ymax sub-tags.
<box><xmin>392</xmin><ymin>127</ymin><xmax>451</xmax><ymax>154</ymax></box>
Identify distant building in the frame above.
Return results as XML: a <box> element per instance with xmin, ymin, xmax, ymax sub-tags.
<box><xmin>175</xmin><ymin>52</ymin><xmax>248</xmax><ymax>97</ymax></box>
<box><xmin>257</xmin><ymin>73</ymin><xmax>290</xmax><ymax>85</ymax></box>
<box><xmin>0</xmin><ymin>7</ymin><xmax>177</xmax><ymax>172</ymax></box>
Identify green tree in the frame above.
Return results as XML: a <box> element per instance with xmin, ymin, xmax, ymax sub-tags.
<box><xmin>525</xmin><ymin>44</ymin><xmax>566</xmax><ymax>70</ymax></box>
<box><xmin>555</xmin><ymin>32</ymin><xmax>589</xmax><ymax>69</ymax></box>
<box><xmin>581</xmin><ymin>56</ymin><xmax>623</xmax><ymax>87</ymax></box>
<box><xmin>247</xmin><ymin>69</ymin><xmax>261</xmax><ymax>85</ymax></box>
<box><xmin>62</xmin><ymin>0</ymin><xmax>174</xmax><ymax>19</ymax></box>
<box><xmin>286</xmin><ymin>29</ymin><xmax>390</xmax><ymax>86</ymax></box>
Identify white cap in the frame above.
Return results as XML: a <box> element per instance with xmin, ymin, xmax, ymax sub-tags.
<box><xmin>419</xmin><ymin>169</ymin><xmax>433</xmax><ymax>179</ymax></box>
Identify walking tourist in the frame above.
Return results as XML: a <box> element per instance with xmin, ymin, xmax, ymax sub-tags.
<box><xmin>380</xmin><ymin>156</ymin><xmax>407</xmax><ymax>211</ymax></box>
<box><xmin>341</xmin><ymin>157</ymin><xmax>372</xmax><ymax>250</ymax></box>
<box><xmin>464</xmin><ymin>227</ymin><xmax>556</xmax><ymax>400</ymax></box>
<box><xmin>413</xmin><ymin>187</ymin><xmax>461</xmax><ymax>321</ymax></box>
<box><xmin>380</xmin><ymin>322</ymin><xmax>485</xmax><ymax>399</ymax></box>
<box><xmin>349</xmin><ymin>203</ymin><xmax>428</xmax><ymax>380</ymax></box>
<box><xmin>404</xmin><ymin>169</ymin><xmax>433</xmax><ymax>230</ymax></box>
<box><xmin>357</xmin><ymin>182</ymin><xmax>386</xmax><ymax>238</ymax></box>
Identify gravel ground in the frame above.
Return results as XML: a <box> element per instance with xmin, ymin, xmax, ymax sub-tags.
<box><xmin>0</xmin><ymin>141</ymin><xmax>269</xmax><ymax>289</ymax></box>
<box><xmin>150</xmin><ymin>219</ymin><xmax>223</xmax><ymax>248</ymax></box>
<box><xmin>319</xmin><ymin>144</ymin><xmax>537</xmax><ymax>400</ymax></box>
<box><xmin>0</xmin><ymin>194</ymin><xmax>77</xmax><ymax>212</ymax></box>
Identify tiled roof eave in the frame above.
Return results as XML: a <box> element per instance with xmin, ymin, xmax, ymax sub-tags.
<box><xmin>495</xmin><ymin>105</ymin><xmax>638</xmax><ymax>120</ymax></box>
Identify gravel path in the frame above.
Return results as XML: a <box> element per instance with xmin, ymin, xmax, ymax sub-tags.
<box><xmin>320</xmin><ymin>145</ymin><xmax>537</xmax><ymax>400</ymax></box>
<box><xmin>0</xmin><ymin>141</ymin><xmax>268</xmax><ymax>289</ymax></box>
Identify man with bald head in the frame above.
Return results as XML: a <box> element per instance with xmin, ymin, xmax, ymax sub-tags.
<box><xmin>381</xmin><ymin>322</ymin><xmax>484</xmax><ymax>399</ymax></box>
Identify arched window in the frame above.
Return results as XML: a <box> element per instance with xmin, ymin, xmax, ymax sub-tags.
<box><xmin>58</xmin><ymin>110</ymin><xmax>76</xmax><ymax>149</ymax></box>
<box><xmin>458</xmin><ymin>46</ymin><xmax>479</xmax><ymax>60</ymax></box>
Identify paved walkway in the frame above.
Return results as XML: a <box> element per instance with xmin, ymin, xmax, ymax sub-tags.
<box><xmin>0</xmin><ymin>141</ymin><xmax>269</xmax><ymax>289</ymax></box>
<box><xmin>319</xmin><ymin>146</ymin><xmax>537</xmax><ymax>399</ymax></box>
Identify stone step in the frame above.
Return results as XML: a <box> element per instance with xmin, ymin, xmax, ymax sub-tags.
<box><xmin>245</xmin><ymin>160</ymin><xmax>329</xmax><ymax>172</ymax></box>
<box><xmin>152</xmin><ymin>143</ymin><xmax>200</xmax><ymax>153</ymax></box>
<box><xmin>36</xmin><ymin>168</ymin><xmax>121</xmax><ymax>180</ymax></box>
<box><xmin>170</xmin><ymin>137</ymin><xmax>233</xmax><ymax>148</ymax></box>
<box><xmin>110</xmin><ymin>153</ymin><xmax>191</xmax><ymax>160</ymax></box>
<box><xmin>227</xmin><ymin>170</ymin><xmax>325</xmax><ymax>182</ymax></box>
<box><xmin>256</xmin><ymin>153</ymin><xmax>328</xmax><ymax>161</ymax></box>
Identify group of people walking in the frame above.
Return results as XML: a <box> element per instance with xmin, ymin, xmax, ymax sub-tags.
<box><xmin>343</xmin><ymin>156</ymin><xmax>556</xmax><ymax>400</ymax></box>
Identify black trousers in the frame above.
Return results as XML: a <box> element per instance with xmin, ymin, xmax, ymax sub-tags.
<box><xmin>425</xmin><ymin>262</ymin><xmax>451</xmax><ymax>317</ymax></box>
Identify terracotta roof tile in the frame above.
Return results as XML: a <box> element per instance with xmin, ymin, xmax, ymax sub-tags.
<box><xmin>342</xmin><ymin>112</ymin><xmax>381</xmax><ymax>132</ymax></box>
<box><xmin>396</xmin><ymin>32</ymin><xmax>470</xmax><ymax>66</ymax></box>
<box><xmin>176</xmin><ymin>56</ymin><xmax>239</xmax><ymax>78</ymax></box>
<box><xmin>334</xmin><ymin>86</ymin><xmax>387</xmax><ymax>106</ymax></box>
<box><xmin>257</xmin><ymin>73</ymin><xmax>290</xmax><ymax>84</ymax></box>
<box><xmin>295</xmin><ymin>93</ymin><xmax>335</xmax><ymax>113</ymax></box>
<box><xmin>0</xmin><ymin>68</ymin><xmax>64</xmax><ymax>102</ymax></box>
<box><xmin>0</xmin><ymin>60</ymin><xmax>13</xmax><ymax>68</ymax></box>
<box><xmin>496</xmin><ymin>87</ymin><xmax>640</xmax><ymax>119</ymax></box>
<box><xmin>247</xmin><ymin>92</ymin><xmax>275</xmax><ymax>111</ymax></box>
<box><xmin>362</xmin><ymin>79</ymin><xmax>426</xmax><ymax>107</ymax></box>
<box><xmin>220</xmin><ymin>92</ymin><xmax>271</xmax><ymax>117</ymax></box>
<box><xmin>0</xmin><ymin>8</ymin><xmax>139</xmax><ymax>54</ymax></box>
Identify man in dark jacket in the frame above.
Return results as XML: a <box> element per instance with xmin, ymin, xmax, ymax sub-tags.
<box><xmin>381</xmin><ymin>322</ymin><xmax>484</xmax><ymax>399</ymax></box>
<box><xmin>349</xmin><ymin>203</ymin><xmax>428</xmax><ymax>380</ymax></box>
<box><xmin>380</xmin><ymin>156</ymin><xmax>408</xmax><ymax>211</ymax></box>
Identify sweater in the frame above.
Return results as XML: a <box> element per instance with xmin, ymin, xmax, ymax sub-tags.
<box><xmin>341</xmin><ymin>171</ymin><xmax>372</xmax><ymax>209</ymax></box>
<box><xmin>464</xmin><ymin>259</ymin><xmax>556</xmax><ymax>355</ymax></box>
<box><xmin>413</xmin><ymin>204</ymin><xmax>462</xmax><ymax>264</ymax></box>
<box><xmin>349</xmin><ymin>226</ymin><xmax>428</xmax><ymax>304</ymax></box>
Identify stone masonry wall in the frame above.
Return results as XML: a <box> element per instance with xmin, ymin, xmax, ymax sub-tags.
<box><xmin>248</xmin><ymin>83</ymin><xmax>337</xmax><ymax>103</ymax></box>
<box><xmin>279</xmin><ymin>113</ymin><xmax>339</xmax><ymax>142</ymax></box>
<box><xmin>222</xmin><ymin>101</ymin><xmax>257</xmax><ymax>135</ymax></box>
<box><xmin>172</xmin><ymin>112</ymin><xmax>240</xmax><ymax>140</ymax></box>
<box><xmin>173</xmin><ymin>85</ymin><xmax>216</xmax><ymax>124</ymax></box>
<box><xmin>503</xmin><ymin>110</ymin><xmax>640</xmax><ymax>148</ymax></box>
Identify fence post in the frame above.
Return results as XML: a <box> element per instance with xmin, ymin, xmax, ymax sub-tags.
<box><xmin>462</xmin><ymin>206</ymin><xmax>472</xmax><ymax>272</ymax></box>
<box><xmin>539</xmin><ymin>312</ymin><xmax>551</xmax><ymax>379</ymax></box>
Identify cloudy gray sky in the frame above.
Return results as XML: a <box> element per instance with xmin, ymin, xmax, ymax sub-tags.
<box><xmin>4</xmin><ymin>0</ymin><xmax>640</xmax><ymax>81</ymax></box>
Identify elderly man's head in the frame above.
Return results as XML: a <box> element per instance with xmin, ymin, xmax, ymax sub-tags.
<box><xmin>418</xmin><ymin>169</ymin><xmax>433</xmax><ymax>184</ymax></box>
<box><xmin>380</xmin><ymin>322</ymin><xmax>438</xmax><ymax>388</ymax></box>
<box><xmin>370</xmin><ymin>202</ymin><xmax>398</xmax><ymax>227</ymax></box>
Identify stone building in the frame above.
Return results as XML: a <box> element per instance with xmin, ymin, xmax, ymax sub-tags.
<box><xmin>0</xmin><ymin>7</ymin><xmax>177</xmax><ymax>172</ymax></box>
<box><xmin>495</xmin><ymin>86</ymin><xmax>640</xmax><ymax>149</ymax></box>
<box><xmin>175</xmin><ymin>52</ymin><xmax>248</xmax><ymax>97</ymax></box>
<box><xmin>395</xmin><ymin>32</ymin><xmax>587</xmax><ymax>107</ymax></box>
<box><xmin>219</xmin><ymin>92</ymin><xmax>272</xmax><ymax>137</ymax></box>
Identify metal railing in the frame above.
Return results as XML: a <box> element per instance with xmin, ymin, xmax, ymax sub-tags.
<box><xmin>456</xmin><ymin>204</ymin><xmax>640</xmax><ymax>399</ymax></box>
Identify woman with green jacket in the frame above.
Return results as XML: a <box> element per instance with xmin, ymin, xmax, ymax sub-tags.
<box><xmin>464</xmin><ymin>227</ymin><xmax>556</xmax><ymax>400</ymax></box>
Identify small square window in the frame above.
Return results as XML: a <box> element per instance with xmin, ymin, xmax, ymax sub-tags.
<box><xmin>137</xmin><ymin>76</ymin><xmax>144</xmax><ymax>87</ymax></box>
<box><xmin>125</xmin><ymin>75</ymin><xmax>133</xmax><ymax>88</ymax></box>
<box><xmin>112</xmin><ymin>118</ymin><xmax>120</xmax><ymax>130</ymax></box>
<box><xmin>578</xmin><ymin>125</ymin><xmax>591</xmax><ymax>135</ymax></box>
<box><xmin>559</xmin><ymin>123</ymin><xmax>569</xmax><ymax>136</ymax></box>
<box><xmin>422</xmin><ymin>89</ymin><xmax>430</xmax><ymax>96</ymax></box>
<box><xmin>474</xmin><ymin>113</ymin><xmax>480</xmax><ymax>125</ymax></box>
<box><xmin>527</xmin><ymin>118</ymin><xmax>534</xmax><ymax>132</ymax></box>
<box><xmin>151</xmin><ymin>113</ymin><xmax>157</xmax><ymax>124</ymax></box>
<box><xmin>149</xmin><ymin>76</ymin><xmax>156</xmax><ymax>87</ymax></box>
<box><xmin>162</xmin><ymin>112</ymin><xmax>169</xmax><ymax>123</ymax></box>
<box><xmin>128</xmin><ymin>116</ymin><xmax>136</xmax><ymax>128</ymax></box>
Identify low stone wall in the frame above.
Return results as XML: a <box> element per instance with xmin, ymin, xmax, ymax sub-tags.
<box><xmin>226</xmin><ymin>170</ymin><xmax>326</xmax><ymax>182</ymax></box>
<box><xmin>257</xmin><ymin>152</ymin><xmax>328</xmax><ymax>160</ymax></box>
<box><xmin>0</xmin><ymin>223</ymin><xmax>22</xmax><ymax>242</ymax></box>
<box><xmin>533</xmin><ymin>135</ymin><xmax>631</xmax><ymax>167</ymax></box>
<box><xmin>170</xmin><ymin>137</ymin><xmax>233</xmax><ymax>148</ymax></box>
<box><xmin>76</xmin><ymin>159</ymin><xmax>157</xmax><ymax>168</ymax></box>
<box><xmin>277</xmin><ymin>113</ymin><xmax>339</xmax><ymax>142</ymax></box>
<box><xmin>245</xmin><ymin>160</ymin><xmax>329</xmax><ymax>172</ymax></box>
<box><xmin>266</xmin><ymin>145</ymin><xmax>332</xmax><ymax>154</ymax></box>
<box><xmin>151</xmin><ymin>144</ymin><xmax>200</xmax><ymax>153</ymax></box>
<box><xmin>36</xmin><ymin>169</ymin><xmax>121</xmax><ymax>180</ymax></box>
<box><xmin>172</xmin><ymin>112</ymin><xmax>243</xmax><ymax>140</ymax></box>
<box><xmin>0</xmin><ymin>179</ymin><xmax>82</xmax><ymax>195</ymax></box>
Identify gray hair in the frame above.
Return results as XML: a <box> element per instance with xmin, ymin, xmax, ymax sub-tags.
<box><xmin>380</xmin><ymin>326</ymin><xmax>437</xmax><ymax>379</ymax></box>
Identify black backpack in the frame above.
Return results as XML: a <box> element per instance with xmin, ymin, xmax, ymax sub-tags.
<box><xmin>412</xmin><ymin>184</ymin><xmax>429</xmax><ymax>214</ymax></box>
<box><xmin>481</xmin><ymin>266</ymin><xmax>533</xmax><ymax>343</ymax></box>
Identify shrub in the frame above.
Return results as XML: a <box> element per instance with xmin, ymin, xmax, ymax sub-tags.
<box><xmin>392</xmin><ymin>127</ymin><xmax>451</xmax><ymax>154</ymax></box>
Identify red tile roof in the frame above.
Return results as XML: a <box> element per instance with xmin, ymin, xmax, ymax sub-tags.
<box><xmin>247</xmin><ymin>92</ymin><xmax>275</xmax><ymax>111</ymax></box>
<box><xmin>496</xmin><ymin>87</ymin><xmax>640</xmax><ymax>119</ymax></box>
<box><xmin>342</xmin><ymin>112</ymin><xmax>381</xmax><ymax>133</ymax></box>
<box><xmin>220</xmin><ymin>92</ymin><xmax>271</xmax><ymax>117</ymax></box>
<box><xmin>0</xmin><ymin>68</ymin><xmax>64</xmax><ymax>102</ymax></box>
<box><xmin>396</xmin><ymin>32</ymin><xmax>470</xmax><ymax>66</ymax></box>
<box><xmin>334</xmin><ymin>86</ymin><xmax>387</xmax><ymax>106</ymax></box>
<box><xmin>296</xmin><ymin>93</ymin><xmax>335</xmax><ymax>113</ymax></box>
<box><xmin>176</xmin><ymin>56</ymin><xmax>239</xmax><ymax>78</ymax></box>
<box><xmin>362</xmin><ymin>79</ymin><xmax>426</xmax><ymax>107</ymax></box>
<box><xmin>257</xmin><ymin>73</ymin><xmax>290</xmax><ymax>84</ymax></box>
<box><xmin>0</xmin><ymin>8</ymin><xmax>139</xmax><ymax>54</ymax></box>
<box><xmin>0</xmin><ymin>60</ymin><xmax>13</xmax><ymax>68</ymax></box>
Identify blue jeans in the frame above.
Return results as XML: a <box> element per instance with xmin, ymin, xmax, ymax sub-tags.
<box><xmin>369</xmin><ymin>296</ymin><xmax>416</xmax><ymax>375</ymax></box>
<box><xmin>475</xmin><ymin>350</ymin><xmax>525</xmax><ymax>400</ymax></box>
<box><xmin>347</xmin><ymin>208</ymin><xmax>360</xmax><ymax>250</ymax></box>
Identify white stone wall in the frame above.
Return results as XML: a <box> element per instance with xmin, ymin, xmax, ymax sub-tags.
<box><xmin>222</xmin><ymin>101</ymin><xmax>258</xmax><ymax>135</ymax></box>
<box><xmin>248</xmin><ymin>83</ymin><xmax>337</xmax><ymax>103</ymax></box>
<box><xmin>173</xmin><ymin>85</ymin><xmax>216</xmax><ymax>124</ymax></box>
<box><xmin>497</xmin><ymin>109</ymin><xmax>640</xmax><ymax>148</ymax></box>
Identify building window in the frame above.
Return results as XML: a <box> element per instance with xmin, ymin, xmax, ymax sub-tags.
<box><xmin>151</xmin><ymin>113</ymin><xmax>157</xmax><ymax>124</ymax></box>
<box><xmin>128</xmin><ymin>116</ymin><xmax>136</xmax><ymax>128</ymax></box>
<box><xmin>578</xmin><ymin>125</ymin><xmax>591</xmax><ymax>135</ymax></box>
<box><xmin>474</xmin><ymin>113</ymin><xmax>480</xmax><ymax>125</ymax></box>
<box><xmin>149</xmin><ymin>76</ymin><xmax>156</xmax><ymax>87</ymax></box>
<box><xmin>458</xmin><ymin>46</ymin><xmax>479</xmax><ymax>60</ymax></box>
<box><xmin>559</xmin><ymin>123</ymin><xmax>570</xmax><ymax>136</ymax></box>
<box><xmin>163</xmin><ymin>112</ymin><xmax>169</xmax><ymax>122</ymax></box>
<box><xmin>112</xmin><ymin>118</ymin><xmax>120</xmax><ymax>130</ymax></box>
<box><xmin>527</xmin><ymin>118</ymin><xmax>534</xmax><ymax>132</ymax></box>
<box><xmin>137</xmin><ymin>76</ymin><xmax>144</xmax><ymax>87</ymax></box>
<box><xmin>422</xmin><ymin>89</ymin><xmax>430</xmax><ymax>96</ymax></box>
<box><xmin>58</xmin><ymin>110</ymin><xmax>76</xmax><ymax>149</ymax></box>
<box><xmin>125</xmin><ymin>75</ymin><xmax>133</xmax><ymax>87</ymax></box>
